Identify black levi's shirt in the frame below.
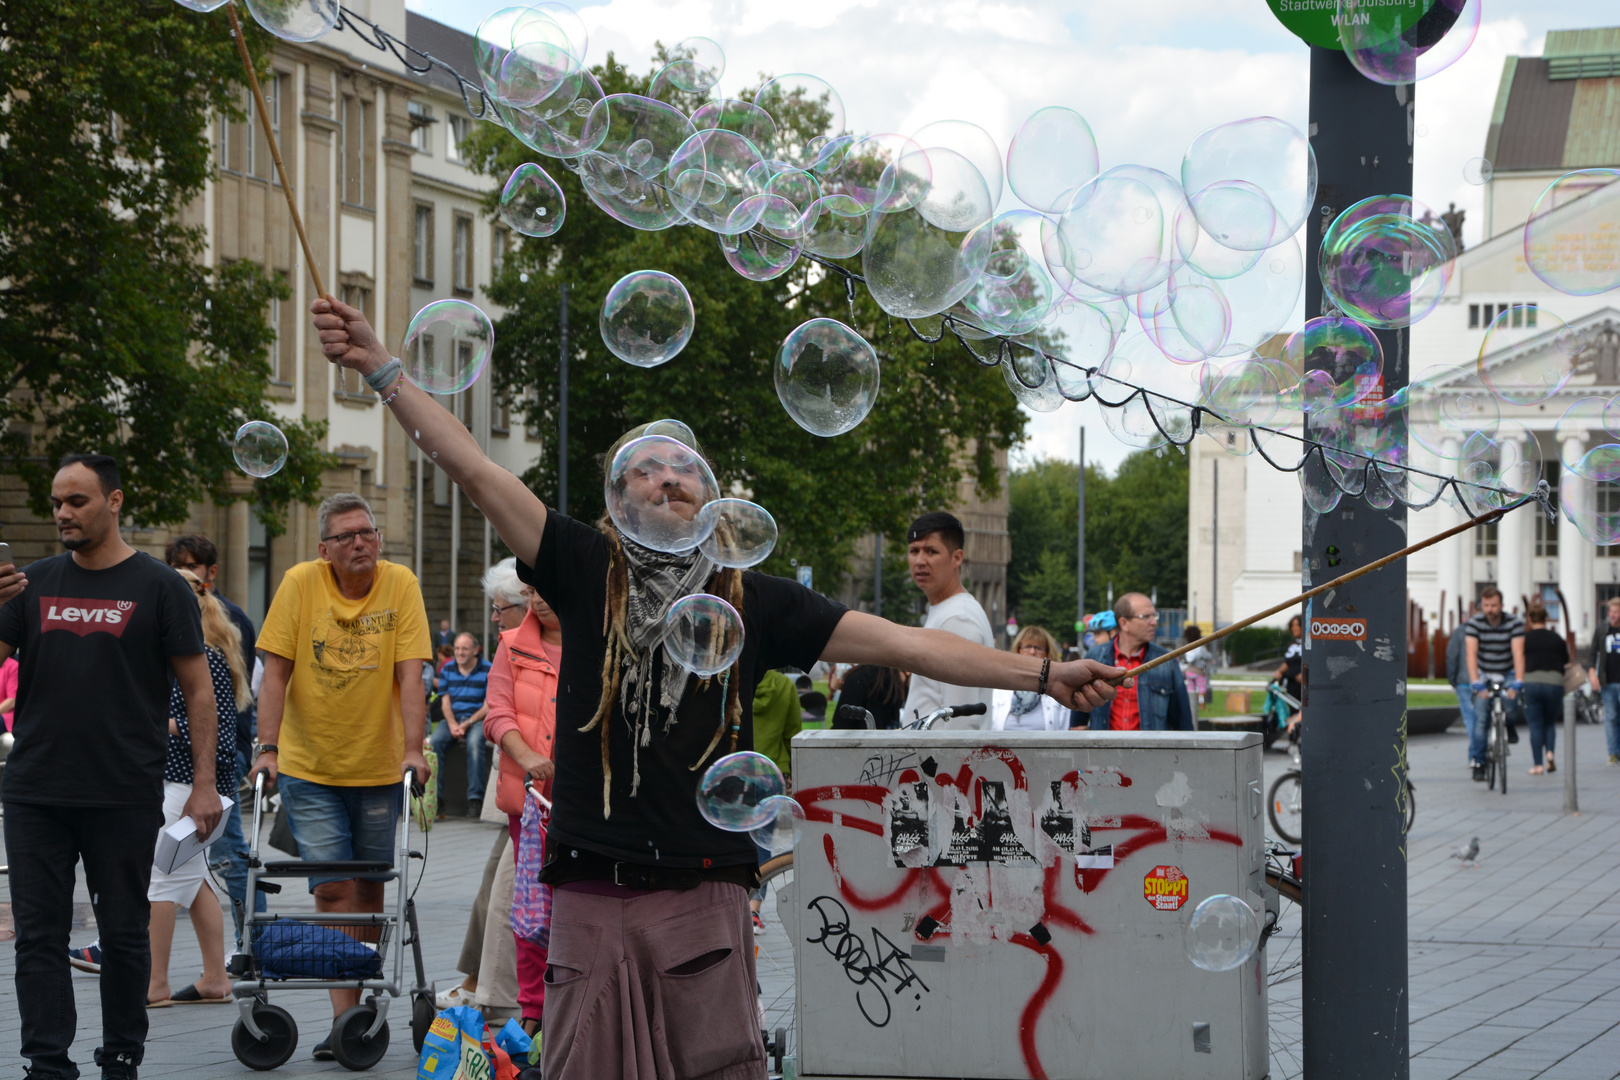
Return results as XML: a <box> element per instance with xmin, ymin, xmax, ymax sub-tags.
<box><xmin>519</xmin><ymin>512</ymin><xmax>847</xmax><ymax>873</ymax></box>
<box><xmin>0</xmin><ymin>551</ymin><xmax>206</xmax><ymax>807</ymax></box>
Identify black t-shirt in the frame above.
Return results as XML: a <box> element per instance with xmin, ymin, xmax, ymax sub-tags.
<box><xmin>0</xmin><ymin>551</ymin><xmax>206</xmax><ymax>806</ymax></box>
<box><xmin>1282</xmin><ymin>640</ymin><xmax>1303</xmax><ymax>699</ymax></box>
<box><xmin>1523</xmin><ymin>628</ymin><xmax>1568</xmax><ymax>675</ymax></box>
<box><xmin>519</xmin><ymin>512</ymin><xmax>847</xmax><ymax>873</ymax></box>
<box><xmin>837</xmin><ymin>665</ymin><xmax>904</xmax><ymax>729</ymax></box>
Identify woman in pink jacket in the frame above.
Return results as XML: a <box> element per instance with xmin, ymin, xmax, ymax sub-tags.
<box><xmin>482</xmin><ymin>558</ymin><xmax>561</xmax><ymax>1036</ymax></box>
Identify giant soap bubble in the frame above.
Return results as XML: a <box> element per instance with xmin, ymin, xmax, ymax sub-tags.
<box><xmin>233</xmin><ymin>421</ymin><xmax>288</xmax><ymax>478</ymax></box>
<box><xmin>1337</xmin><ymin>0</ymin><xmax>1480</xmax><ymax>86</ymax></box>
<box><xmin>1183</xmin><ymin>893</ymin><xmax>1262</xmax><ymax>972</ymax></box>
<box><xmin>403</xmin><ymin>300</ymin><xmax>493</xmax><ymax>394</ymax></box>
<box><xmin>605</xmin><ymin>434</ymin><xmax>720</xmax><ymax>554</ymax></box>
<box><xmin>1477</xmin><ymin>304</ymin><xmax>1585</xmax><ymax>406</ymax></box>
<box><xmin>775</xmin><ymin>319</ymin><xmax>881</xmax><ymax>436</ymax></box>
<box><xmin>697</xmin><ymin>499</ymin><xmax>778</xmax><ymax>568</ymax></box>
<box><xmin>1524</xmin><ymin>170</ymin><xmax>1620</xmax><ymax>296</ymax></box>
<box><xmin>1182</xmin><ymin>117</ymin><xmax>1315</xmax><ymax>250</ymax></box>
<box><xmin>499</xmin><ymin>163</ymin><xmax>565</xmax><ymax>237</ymax></box>
<box><xmin>245</xmin><ymin>0</ymin><xmax>338</xmax><ymax>43</ymax></box>
<box><xmin>600</xmin><ymin>270</ymin><xmax>694</xmax><ymax>367</ymax></box>
<box><xmin>1007</xmin><ymin>107</ymin><xmax>1099</xmax><ymax>215</ymax></box>
<box><xmin>1319</xmin><ymin>195</ymin><xmax>1455</xmax><ymax>329</ymax></box>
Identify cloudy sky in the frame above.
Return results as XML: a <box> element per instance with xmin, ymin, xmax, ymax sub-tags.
<box><xmin>407</xmin><ymin>0</ymin><xmax>1617</xmax><ymax>472</ymax></box>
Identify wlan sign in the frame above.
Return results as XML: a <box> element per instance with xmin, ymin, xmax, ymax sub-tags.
<box><xmin>1265</xmin><ymin>0</ymin><xmax>1434</xmax><ymax>51</ymax></box>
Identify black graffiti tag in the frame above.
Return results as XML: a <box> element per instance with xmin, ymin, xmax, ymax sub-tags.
<box><xmin>856</xmin><ymin>751</ymin><xmax>919</xmax><ymax>787</ymax></box>
<box><xmin>806</xmin><ymin>895</ymin><xmax>930</xmax><ymax>1027</ymax></box>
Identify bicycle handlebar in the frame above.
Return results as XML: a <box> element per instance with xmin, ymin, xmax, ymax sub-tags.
<box><xmin>912</xmin><ymin>701</ymin><xmax>989</xmax><ymax>730</ymax></box>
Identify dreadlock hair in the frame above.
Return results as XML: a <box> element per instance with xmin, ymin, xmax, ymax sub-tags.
<box><xmin>581</xmin><ymin>513</ymin><xmax>748</xmax><ymax>819</ymax></box>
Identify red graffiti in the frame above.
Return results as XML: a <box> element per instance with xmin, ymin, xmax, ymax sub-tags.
<box><xmin>1008</xmin><ymin>931</ymin><xmax>1064</xmax><ymax>1080</ymax></box>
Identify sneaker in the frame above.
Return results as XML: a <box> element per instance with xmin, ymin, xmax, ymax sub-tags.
<box><xmin>467</xmin><ymin>799</ymin><xmax>483</xmax><ymax>819</ymax></box>
<box><xmin>68</xmin><ymin>942</ymin><xmax>103</xmax><ymax>974</ymax></box>
<box><xmin>435</xmin><ymin>982</ymin><xmax>475</xmax><ymax>1009</ymax></box>
<box><xmin>95</xmin><ymin>1049</ymin><xmax>139</xmax><ymax>1080</ymax></box>
<box><xmin>1472</xmin><ymin>765</ymin><xmax>1486</xmax><ymax>782</ymax></box>
<box><xmin>752</xmin><ymin>911</ymin><xmax>766</xmax><ymax>935</ymax></box>
<box><xmin>1609</xmin><ymin>755</ymin><xmax>1619</xmax><ymax>766</ymax></box>
<box><xmin>311</xmin><ymin>1037</ymin><xmax>334</xmax><ymax>1062</ymax></box>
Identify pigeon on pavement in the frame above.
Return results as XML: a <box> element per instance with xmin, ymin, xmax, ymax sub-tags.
<box><xmin>1451</xmin><ymin>837</ymin><xmax>1480</xmax><ymax>865</ymax></box>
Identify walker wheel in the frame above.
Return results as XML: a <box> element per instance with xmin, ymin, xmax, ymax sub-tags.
<box><xmin>412</xmin><ymin>993</ymin><xmax>436</xmax><ymax>1054</ymax></box>
<box><xmin>331</xmin><ymin>1003</ymin><xmax>390</xmax><ymax>1071</ymax></box>
<box><xmin>231</xmin><ymin>1002</ymin><xmax>298</xmax><ymax>1071</ymax></box>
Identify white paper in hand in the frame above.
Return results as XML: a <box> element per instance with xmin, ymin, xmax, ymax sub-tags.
<box><xmin>155</xmin><ymin>792</ymin><xmax>234</xmax><ymax>874</ymax></box>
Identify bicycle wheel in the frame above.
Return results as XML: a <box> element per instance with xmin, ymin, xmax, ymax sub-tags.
<box><xmin>1267</xmin><ymin>771</ymin><xmax>1303</xmax><ymax>845</ymax></box>
<box><xmin>1264</xmin><ymin>865</ymin><xmax>1303</xmax><ymax>1077</ymax></box>
<box><xmin>756</xmin><ymin>854</ymin><xmax>796</xmax><ymax>1078</ymax></box>
<box><xmin>1484</xmin><ymin>703</ymin><xmax>1500</xmax><ymax>792</ymax></box>
<box><xmin>1495</xmin><ymin>703</ymin><xmax>1508</xmax><ymax>795</ymax></box>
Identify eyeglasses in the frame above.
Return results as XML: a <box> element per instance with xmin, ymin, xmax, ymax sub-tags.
<box><xmin>1128</xmin><ymin>612</ymin><xmax>1160</xmax><ymax>621</ymax></box>
<box><xmin>321</xmin><ymin>527</ymin><xmax>381</xmax><ymax>547</ymax></box>
<box><xmin>491</xmin><ymin>602</ymin><xmax>522</xmax><ymax>616</ymax></box>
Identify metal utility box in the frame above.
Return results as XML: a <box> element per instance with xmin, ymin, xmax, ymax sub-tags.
<box><xmin>787</xmin><ymin>730</ymin><xmax>1266</xmax><ymax>1080</ymax></box>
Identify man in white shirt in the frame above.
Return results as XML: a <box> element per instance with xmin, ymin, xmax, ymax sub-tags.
<box><xmin>901</xmin><ymin>512</ymin><xmax>995</xmax><ymax>728</ymax></box>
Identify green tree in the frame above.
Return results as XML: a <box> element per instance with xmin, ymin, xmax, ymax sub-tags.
<box><xmin>1008</xmin><ymin>448</ymin><xmax>1189</xmax><ymax>627</ymax></box>
<box><xmin>462</xmin><ymin>54</ymin><xmax>1026</xmax><ymax>582</ymax></box>
<box><xmin>0</xmin><ymin>0</ymin><xmax>332</xmax><ymax>530</ymax></box>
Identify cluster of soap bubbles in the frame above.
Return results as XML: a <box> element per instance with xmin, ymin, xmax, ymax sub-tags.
<box><xmin>697</xmin><ymin>750</ymin><xmax>805</xmax><ymax>855</ymax></box>
<box><xmin>602</xmin><ymin>424</ymin><xmax>782</xmax><ymax>674</ymax></box>
<box><xmin>218</xmin><ymin>0</ymin><xmax>1620</xmax><ymax>548</ymax></box>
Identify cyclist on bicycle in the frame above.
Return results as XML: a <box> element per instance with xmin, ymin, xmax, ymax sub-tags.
<box><xmin>1464</xmin><ymin>585</ymin><xmax>1525</xmax><ymax>782</ymax></box>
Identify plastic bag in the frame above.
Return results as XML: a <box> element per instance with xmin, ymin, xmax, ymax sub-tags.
<box><xmin>493</xmin><ymin>1017</ymin><xmax>540</xmax><ymax>1068</ymax></box>
<box><xmin>413</xmin><ymin>746</ymin><xmax>441</xmax><ymax>833</ymax></box>
<box><xmin>511</xmin><ymin>793</ymin><xmax>551</xmax><ymax>947</ymax></box>
<box><xmin>417</xmin><ymin>1005</ymin><xmax>488</xmax><ymax>1080</ymax></box>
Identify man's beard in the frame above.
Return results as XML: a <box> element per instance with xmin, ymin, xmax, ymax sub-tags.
<box><xmin>60</xmin><ymin>533</ymin><xmax>89</xmax><ymax>551</ymax></box>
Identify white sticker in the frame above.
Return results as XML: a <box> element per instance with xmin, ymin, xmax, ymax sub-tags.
<box><xmin>1076</xmin><ymin>844</ymin><xmax>1115</xmax><ymax>870</ymax></box>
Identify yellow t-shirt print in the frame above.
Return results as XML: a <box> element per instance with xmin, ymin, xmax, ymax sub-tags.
<box><xmin>258</xmin><ymin>559</ymin><xmax>431</xmax><ymax>787</ymax></box>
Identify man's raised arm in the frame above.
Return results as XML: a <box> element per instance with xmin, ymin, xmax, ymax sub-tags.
<box><xmin>822</xmin><ymin>610</ymin><xmax>1124</xmax><ymax>712</ymax></box>
<box><xmin>312</xmin><ymin>297</ymin><xmax>547</xmax><ymax>563</ymax></box>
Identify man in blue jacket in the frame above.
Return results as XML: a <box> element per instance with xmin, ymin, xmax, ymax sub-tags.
<box><xmin>1072</xmin><ymin>592</ymin><xmax>1194</xmax><ymax>731</ymax></box>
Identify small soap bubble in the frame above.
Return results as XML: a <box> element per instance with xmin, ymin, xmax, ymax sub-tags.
<box><xmin>1338</xmin><ymin>0</ymin><xmax>1479</xmax><ymax>85</ymax></box>
<box><xmin>1183</xmin><ymin>893</ymin><xmax>1261</xmax><ymax>972</ymax></box>
<box><xmin>172</xmin><ymin>0</ymin><xmax>231</xmax><ymax>10</ymax></box>
<box><xmin>244</xmin><ymin>0</ymin><xmax>339</xmax><ymax>43</ymax></box>
<box><xmin>667</xmin><ymin>36</ymin><xmax>725</xmax><ymax>92</ymax></box>
<box><xmin>1525</xmin><ymin>169</ymin><xmax>1620</xmax><ymax>296</ymax></box>
<box><xmin>749</xmin><ymin>795</ymin><xmax>806</xmax><ymax>857</ymax></box>
<box><xmin>233</xmin><ymin>421</ymin><xmax>288</xmax><ymax>478</ymax></box>
<box><xmin>599</xmin><ymin>270</ymin><xmax>694</xmax><ymax>367</ymax></box>
<box><xmin>403</xmin><ymin>299</ymin><xmax>493</xmax><ymax>394</ymax></box>
<box><xmin>721</xmin><ymin>230</ymin><xmax>800</xmax><ymax>282</ymax></box>
<box><xmin>697</xmin><ymin>499</ymin><xmax>778</xmax><ymax>568</ymax></box>
<box><xmin>499</xmin><ymin>162</ymin><xmax>565</xmax><ymax>237</ymax></box>
<box><xmin>775</xmin><ymin>319</ymin><xmax>881</xmax><ymax>437</ymax></box>
<box><xmin>696</xmin><ymin>751</ymin><xmax>784</xmax><ymax>831</ymax></box>
<box><xmin>1464</xmin><ymin>157</ymin><xmax>1493</xmax><ymax>185</ymax></box>
<box><xmin>1280</xmin><ymin>316</ymin><xmax>1384</xmax><ymax>412</ymax></box>
<box><xmin>666</xmin><ymin>594</ymin><xmax>746</xmax><ymax>678</ymax></box>
<box><xmin>644</xmin><ymin>418</ymin><xmax>698</xmax><ymax>449</ymax></box>
<box><xmin>605</xmin><ymin>434</ymin><xmax>720</xmax><ymax>554</ymax></box>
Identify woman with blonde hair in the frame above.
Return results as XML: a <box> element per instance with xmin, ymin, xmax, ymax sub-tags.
<box><xmin>992</xmin><ymin>626</ymin><xmax>1070</xmax><ymax>730</ymax></box>
<box><xmin>145</xmin><ymin>568</ymin><xmax>248</xmax><ymax>1005</ymax></box>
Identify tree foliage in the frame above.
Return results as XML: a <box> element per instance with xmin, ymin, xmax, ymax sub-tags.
<box><xmin>462</xmin><ymin>53</ymin><xmax>1027</xmax><ymax>582</ymax></box>
<box><xmin>0</xmin><ymin>0</ymin><xmax>333</xmax><ymax>530</ymax></box>
<box><xmin>1008</xmin><ymin>448</ymin><xmax>1190</xmax><ymax>634</ymax></box>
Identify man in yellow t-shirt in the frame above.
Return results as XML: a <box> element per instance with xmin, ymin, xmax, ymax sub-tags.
<box><xmin>249</xmin><ymin>492</ymin><xmax>430</xmax><ymax>1050</ymax></box>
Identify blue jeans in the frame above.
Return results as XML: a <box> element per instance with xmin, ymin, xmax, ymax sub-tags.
<box><xmin>429</xmin><ymin>716</ymin><xmax>488</xmax><ymax>803</ymax></box>
<box><xmin>1521</xmin><ymin>682</ymin><xmax>1562</xmax><ymax>767</ymax></box>
<box><xmin>1456</xmin><ymin>684</ymin><xmax>1480</xmax><ymax>764</ymax></box>
<box><xmin>276</xmin><ymin>774</ymin><xmax>402</xmax><ymax>892</ymax></box>
<box><xmin>1603</xmin><ymin>684</ymin><xmax>1620</xmax><ymax>758</ymax></box>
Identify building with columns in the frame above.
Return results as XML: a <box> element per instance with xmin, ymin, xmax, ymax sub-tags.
<box><xmin>0</xmin><ymin>3</ymin><xmax>544</xmax><ymax>646</ymax></box>
<box><xmin>1187</xmin><ymin>27</ymin><xmax>1620</xmax><ymax>640</ymax></box>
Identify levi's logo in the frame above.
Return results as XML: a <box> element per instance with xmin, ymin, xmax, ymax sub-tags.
<box><xmin>40</xmin><ymin>596</ymin><xmax>136</xmax><ymax>638</ymax></box>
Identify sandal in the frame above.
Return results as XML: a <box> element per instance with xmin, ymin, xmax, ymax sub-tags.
<box><xmin>1529</xmin><ymin>765</ymin><xmax>1544</xmax><ymax>775</ymax></box>
<box><xmin>521</xmin><ymin>1017</ymin><xmax>542</xmax><ymax>1038</ymax></box>
<box><xmin>1547</xmin><ymin>755</ymin><xmax>1556</xmax><ymax>773</ymax></box>
<box><xmin>169</xmin><ymin>984</ymin><xmax>232</xmax><ymax>1003</ymax></box>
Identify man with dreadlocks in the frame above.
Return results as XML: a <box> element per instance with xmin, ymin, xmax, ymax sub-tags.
<box><xmin>312</xmin><ymin>296</ymin><xmax>1125</xmax><ymax>1080</ymax></box>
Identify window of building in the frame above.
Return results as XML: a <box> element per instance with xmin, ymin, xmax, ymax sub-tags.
<box><xmin>270</xmin><ymin>270</ymin><xmax>295</xmax><ymax>384</ymax></box>
<box><xmin>408</xmin><ymin>101</ymin><xmax>433</xmax><ymax>154</ymax></box>
<box><xmin>334</xmin><ymin>283</ymin><xmax>375</xmax><ymax>398</ymax></box>
<box><xmin>1469</xmin><ymin>303</ymin><xmax>1480</xmax><ymax>329</ymax></box>
<box><xmin>447</xmin><ymin>115</ymin><xmax>471</xmax><ymax>162</ymax></box>
<box><xmin>1474</xmin><ymin>520</ymin><xmax>1498</xmax><ymax>557</ymax></box>
<box><xmin>492</xmin><ymin>225</ymin><xmax>510</xmax><ymax>278</ymax></box>
<box><xmin>216</xmin><ymin>95</ymin><xmax>244</xmax><ymax>173</ymax></box>
<box><xmin>1599</xmin><ymin>479</ymin><xmax>1620</xmax><ymax>557</ymax></box>
<box><xmin>413</xmin><ymin>203</ymin><xmax>434</xmax><ymax>285</ymax></box>
<box><xmin>247</xmin><ymin>514</ymin><xmax>270</xmax><ymax>627</ymax></box>
<box><xmin>411</xmin><ymin>332</ymin><xmax>436</xmax><ymax>396</ymax></box>
<box><xmin>453</xmin><ymin>213</ymin><xmax>474</xmax><ymax>295</ymax></box>
<box><xmin>455</xmin><ymin>343</ymin><xmax>475</xmax><ymax>427</ymax></box>
<box><xmin>525</xmin><ymin>387</ymin><xmax>543</xmax><ymax>439</ymax></box>
<box><xmin>1535</xmin><ymin>460</ymin><xmax>1561</xmax><ymax>557</ymax></box>
<box><xmin>1525</xmin><ymin>302</ymin><xmax>1538</xmax><ymax>328</ymax></box>
<box><xmin>342</xmin><ymin>94</ymin><xmax>375</xmax><ymax>209</ymax></box>
<box><xmin>246</xmin><ymin>75</ymin><xmax>282</xmax><ymax>182</ymax></box>
<box><xmin>492</xmin><ymin>395</ymin><xmax>511</xmax><ymax>437</ymax></box>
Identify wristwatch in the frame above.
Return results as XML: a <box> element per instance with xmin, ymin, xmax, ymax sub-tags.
<box><xmin>255</xmin><ymin>744</ymin><xmax>278</xmax><ymax>757</ymax></box>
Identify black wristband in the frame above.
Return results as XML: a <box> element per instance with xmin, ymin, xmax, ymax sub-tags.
<box><xmin>256</xmin><ymin>744</ymin><xmax>278</xmax><ymax>756</ymax></box>
<box><xmin>1037</xmin><ymin>658</ymin><xmax>1051</xmax><ymax>697</ymax></box>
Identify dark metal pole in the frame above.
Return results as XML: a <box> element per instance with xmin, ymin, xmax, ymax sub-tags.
<box><xmin>874</xmin><ymin>533</ymin><xmax>883</xmax><ymax>619</ymax></box>
<box><xmin>1076</xmin><ymin>427</ymin><xmax>1086</xmax><ymax>631</ymax></box>
<box><xmin>558</xmin><ymin>282</ymin><xmax>569</xmax><ymax>517</ymax></box>
<box><xmin>1300</xmin><ymin>47</ymin><xmax>1412</xmax><ymax>1079</ymax></box>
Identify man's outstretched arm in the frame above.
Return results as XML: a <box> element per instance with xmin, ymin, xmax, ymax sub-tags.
<box><xmin>822</xmin><ymin>610</ymin><xmax>1124</xmax><ymax>712</ymax></box>
<box><xmin>312</xmin><ymin>297</ymin><xmax>547</xmax><ymax>563</ymax></box>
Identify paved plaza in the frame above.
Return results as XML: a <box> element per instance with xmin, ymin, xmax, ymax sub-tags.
<box><xmin>3</xmin><ymin>716</ymin><xmax>1619</xmax><ymax>1079</ymax></box>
